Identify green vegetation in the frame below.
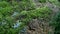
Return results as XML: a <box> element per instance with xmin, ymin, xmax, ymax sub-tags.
<box><xmin>0</xmin><ymin>0</ymin><xmax>60</xmax><ymax>34</ymax></box>
<box><xmin>48</xmin><ymin>0</ymin><xmax>60</xmax><ymax>6</ymax></box>
<box><xmin>49</xmin><ymin>0</ymin><xmax>60</xmax><ymax>34</ymax></box>
<box><xmin>50</xmin><ymin>11</ymin><xmax>60</xmax><ymax>34</ymax></box>
<box><xmin>54</xmin><ymin>12</ymin><xmax>60</xmax><ymax>34</ymax></box>
<box><xmin>39</xmin><ymin>0</ymin><xmax>46</xmax><ymax>3</ymax></box>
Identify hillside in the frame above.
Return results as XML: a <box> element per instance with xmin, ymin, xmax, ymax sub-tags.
<box><xmin>0</xmin><ymin>0</ymin><xmax>60</xmax><ymax>34</ymax></box>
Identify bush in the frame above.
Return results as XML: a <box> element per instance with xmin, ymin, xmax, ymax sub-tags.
<box><xmin>50</xmin><ymin>11</ymin><xmax>60</xmax><ymax>34</ymax></box>
<box><xmin>0</xmin><ymin>1</ymin><xmax>11</xmax><ymax>8</ymax></box>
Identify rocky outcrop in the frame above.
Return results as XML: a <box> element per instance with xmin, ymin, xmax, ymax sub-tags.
<box><xmin>25</xmin><ymin>19</ymin><xmax>53</xmax><ymax>34</ymax></box>
<box><xmin>20</xmin><ymin>19</ymin><xmax>54</xmax><ymax>34</ymax></box>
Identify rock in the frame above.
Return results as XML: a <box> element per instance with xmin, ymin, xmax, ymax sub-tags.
<box><xmin>24</xmin><ymin>19</ymin><xmax>53</xmax><ymax>34</ymax></box>
<box><xmin>28</xmin><ymin>19</ymin><xmax>40</xmax><ymax>30</ymax></box>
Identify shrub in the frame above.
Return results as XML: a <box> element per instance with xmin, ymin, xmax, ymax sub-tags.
<box><xmin>50</xmin><ymin>11</ymin><xmax>60</xmax><ymax>34</ymax></box>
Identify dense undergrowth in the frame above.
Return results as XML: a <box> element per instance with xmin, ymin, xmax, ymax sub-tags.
<box><xmin>50</xmin><ymin>11</ymin><xmax>60</xmax><ymax>34</ymax></box>
<box><xmin>0</xmin><ymin>0</ymin><xmax>60</xmax><ymax>34</ymax></box>
<box><xmin>49</xmin><ymin>0</ymin><xmax>60</xmax><ymax>34</ymax></box>
<box><xmin>54</xmin><ymin>12</ymin><xmax>60</xmax><ymax>34</ymax></box>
